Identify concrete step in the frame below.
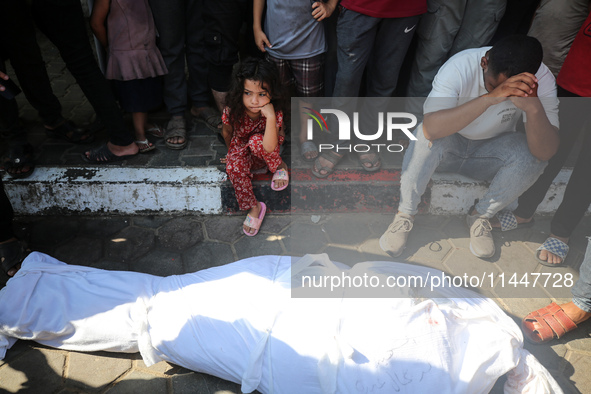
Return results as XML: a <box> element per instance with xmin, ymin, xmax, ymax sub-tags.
<box><xmin>4</xmin><ymin>164</ymin><xmax>581</xmax><ymax>216</ymax></box>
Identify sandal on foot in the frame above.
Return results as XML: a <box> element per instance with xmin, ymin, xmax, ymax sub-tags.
<box><xmin>522</xmin><ymin>302</ymin><xmax>578</xmax><ymax>344</ymax></box>
<box><xmin>146</xmin><ymin>124</ymin><xmax>165</xmax><ymax>138</ymax></box>
<box><xmin>193</xmin><ymin>106</ymin><xmax>222</xmax><ymax>132</ymax></box>
<box><xmin>2</xmin><ymin>143</ymin><xmax>35</xmax><ymax>179</ymax></box>
<box><xmin>243</xmin><ymin>202</ymin><xmax>266</xmax><ymax>237</ymax></box>
<box><xmin>45</xmin><ymin>120</ymin><xmax>94</xmax><ymax>144</ymax></box>
<box><xmin>0</xmin><ymin>239</ymin><xmax>29</xmax><ymax>277</ymax></box>
<box><xmin>135</xmin><ymin>139</ymin><xmax>155</xmax><ymax>153</ymax></box>
<box><xmin>493</xmin><ymin>211</ymin><xmax>535</xmax><ymax>232</ymax></box>
<box><xmin>271</xmin><ymin>168</ymin><xmax>289</xmax><ymax>191</ymax></box>
<box><xmin>357</xmin><ymin>152</ymin><xmax>381</xmax><ymax>172</ymax></box>
<box><xmin>82</xmin><ymin>144</ymin><xmax>137</xmax><ymax>163</ymax></box>
<box><xmin>165</xmin><ymin>117</ymin><xmax>188</xmax><ymax>150</ymax></box>
<box><xmin>536</xmin><ymin>237</ymin><xmax>569</xmax><ymax>267</ymax></box>
<box><xmin>300</xmin><ymin>141</ymin><xmax>318</xmax><ymax>162</ymax></box>
<box><xmin>312</xmin><ymin>150</ymin><xmax>342</xmax><ymax>179</ymax></box>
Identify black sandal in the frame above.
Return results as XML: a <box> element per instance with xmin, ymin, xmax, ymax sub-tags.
<box><xmin>2</xmin><ymin>143</ymin><xmax>35</xmax><ymax>179</ymax></box>
<box><xmin>45</xmin><ymin>120</ymin><xmax>94</xmax><ymax>144</ymax></box>
<box><xmin>0</xmin><ymin>239</ymin><xmax>28</xmax><ymax>277</ymax></box>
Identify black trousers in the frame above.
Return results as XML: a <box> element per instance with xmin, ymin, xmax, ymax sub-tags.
<box><xmin>1</xmin><ymin>0</ymin><xmax>133</xmax><ymax>146</ymax></box>
<box><xmin>514</xmin><ymin>86</ymin><xmax>591</xmax><ymax>238</ymax></box>
<box><xmin>0</xmin><ymin>177</ymin><xmax>15</xmax><ymax>242</ymax></box>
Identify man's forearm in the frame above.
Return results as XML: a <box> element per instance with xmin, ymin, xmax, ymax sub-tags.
<box><xmin>423</xmin><ymin>96</ymin><xmax>496</xmax><ymax>140</ymax></box>
<box><xmin>523</xmin><ymin>102</ymin><xmax>559</xmax><ymax>161</ymax></box>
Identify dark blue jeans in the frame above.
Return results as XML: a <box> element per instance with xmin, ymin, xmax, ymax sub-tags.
<box><xmin>149</xmin><ymin>0</ymin><xmax>210</xmax><ymax>115</ymax></box>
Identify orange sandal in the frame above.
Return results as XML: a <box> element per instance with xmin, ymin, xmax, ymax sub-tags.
<box><xmin>522</xmin><ymin>302</ymin><xmax>578</xmax><ymax>344</ymax></box>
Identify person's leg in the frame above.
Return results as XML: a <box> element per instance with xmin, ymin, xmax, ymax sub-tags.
<box><xmin>572</xmin><ymin>237</ymin><xmax>591</xmax><ymax>315</ymax></box>
<box><xmin>366</xmin><ymin>15</ymin><xmax>420</xmax><ymax>97</ymax></box>
<box><xmin>313</xmin><ymin>8</ymin><xmax>377</xmax><ymax>176</ymax></box>
<box><xmin>449</xmin><ymin>0</ymin><xmax>506</xmax><ymax>57</ymax></box>
<box><xmin>225</xmin><ymin>145</ymin><xmax>262</xmax><ymax>234</ymax></box>
<box><xmin>186</xmin><ymin>0</ymin><xmax>211</xmax><ymax>111</ymax></box>
<box><xmin>249</xmin><ymin>133</ymin><xmax>287</xmax><ymax>189</ymax></box>
<box><xmin>149</xmin><ymin>0</ymin><xmax>191</xmax><ymax>147</ymax></box>
<box><xmin>380</xmin><ymin>129</ymin><xmax>464</xmax><ymax>256</ymax></box>
<box><xmin>31</xmin><ymin>0</ymin><xmax>133</xmax><ymax>150</ymax></box>
<box><xmin>512</xmin><ymin>90</ymin><xmax>583</xmax><ymax>222</ymax></box>
<box><xmin>461</xmin><ymin>133</ymin><xmax>547</xmax><ymax>219</ymax></box>
<box><xmin>1</xmin><ymin>0</ymin><xmax>61</xmax><ymax>127</ymax></box>
<box><xmin>289</xmin><ymin>55</ymin><xmax>325</xmax><ymax>161</ymax></box>
<box><xmin>0</xmin><ymin>177</ymin><xmax>14</xmax><ymax>243</ymax></box>
<box><xmin>203</xmin><ymin>0</ymin><xmax>245</xmax><ymax>113</ymax></box>
<box><xmin>0</xmin><ymin>177</ymin><xmax>26</xmax><ymax>277</ymax></box>
<box><xmin>406</xmin><ymin>0</ymin><xmax>466</xmax><ymax>98</ymax></box>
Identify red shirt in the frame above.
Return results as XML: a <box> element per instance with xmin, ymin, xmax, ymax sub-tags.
<box><xmin>556</xmin><ymin>11</ymin><xmax>591</xmax><ymax>97</ymax></box>
<box><xmin>340</xmin><ymin>0</ymin><xmax>426</xmax><ymax>19</ymax></box>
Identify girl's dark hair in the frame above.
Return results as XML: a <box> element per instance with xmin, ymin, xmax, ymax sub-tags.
<box><xmin>225</xmin><ymin>57</ymin><xmax>288</xmax><ymax>128</ymax></box>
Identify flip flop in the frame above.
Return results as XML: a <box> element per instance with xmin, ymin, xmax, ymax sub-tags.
<box><xmin>522</xmin><ymin>302</ymin><xmax>578</xmax><ymax>344</ymax></box>
<box><xmin>300</xmin><ymin>141</ymin><xmax>318</xmax><ymax>162</ymax></box>
<box><xmin>135</xmin><ymin>139</ymin><xmax>155</xmax><ymax>153</ymax></box>
<box><xmin>271</xmin><ymin>168</ymin><xmax>289</xmax><ymax>191</ymax></box>
<box><xmin>146</xmin><ymin>124</ymin><xmax>165</xmax><ymax>138</ymax></box>
<box><xmin>193</xmin><ymin>107</ymin><xmax>222</xmax><ymax>132</ymax></box>
<box><xmin>357</xmin><ymin>152</ymin><xmax>382</xmax><ymax>172</ymax></box>
<box><xmin>536</xmin><ymin>237</ymin><xmax>569</xmax><ymax>267</ymax></box>
<box><xmin>45</xmin><ymin>120</ymin><xmax>94</xmax><ymax>144</ymax></box>
<box><xmin>0</xmin><ymin>239</ymin><xmax>29</xmax><ymax>277</ymax></box>
<box><xmin>2</xmin><ymin>143</ymin><xmax>35</xmax><ymax>179</ymax></box>
<box><xmin>82</xmin><ymin>144</ymin><xmax>137</xmax><ymax>163</ymax></box>
<box><xmin>493</xmin><ymin>211</ymin><xmax>535</xmax><ymax>232</ymax></box>
<box><xmin>243</xmin><ymin>202</ymin><xmax>266</xmax><ymax>237</ymax></box>
<box><xmin>312</xmin><ymin>150</ymin><xmax>342</xmax><ymax>179</ymax></box>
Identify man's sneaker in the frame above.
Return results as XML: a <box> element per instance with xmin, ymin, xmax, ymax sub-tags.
<box><xmin>466</xmin><ymin>214</ymin><xmax>495</xmax><ymax>258</ymax></box>
<box><xmin>379</xmin><ymin>213</ymin><xmax>414</xmax><ymax>257</ymax></box>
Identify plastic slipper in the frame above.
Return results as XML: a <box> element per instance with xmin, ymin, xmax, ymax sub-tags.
<box><xmin>243</xmin><ymin>202</ymin><xmax>266</xmax><ymax>237</ymax></box>
<box><xmin>536</xmin><ymin>237</ymin><xmax>569</xmax><ymax>267</ymax></box>
<box><xmin>193</xmin><ymin>106</ymin><xmax>222</xmax><ymax>132</ymax></box>
<box><xmin>135</xmin><ymin>139</ymin><xmax>155</xmax><ymax>153</ymax></box>
<box><xmin>2</xmin><ymin>143</ymin><xmax>35</xmax><ymax>179</ymax></box>
<box><xmin>494</xmin><ymin>211</ymin><xmax>535</xmax><ymax>232</ymax></box>
<box><xmin>300</xmin><ymin>141</ymin><xmax>318</xmax><ymax>162</ymax></box>
<box><xmin>312</xmin><ymin>150</ymin><xmax>343</xmax><ymax>179</ymax></box>
<box><xmin>0</xmin><ymin>239</ymin><xmax>28</xmax><ymax>277</ymax></box>
<box><xmin>165</xmin><ymin>117</ymin><xmax>188</xmax><ymax>150</ymax></box>
<box><xmin>146</xmin><ymin>124</ymin><xmax>165</xmax><ymax>138</ymax></box>
<box><xmin>82</xmin><ymin>144</ymin><xmax>137</xmax><ymax>163</ymax></box>
<box><xmin>522</xmin><ymin>302</ymin><xmax>578</xmax><ymax>344</ymax></box>
<box><xmin>357</xmin><ymin>152</ymin><xmax>382</xmax><ymax>172</ymax></box>
<box><xmin>271</xmin><ymin>168</ymin><xmax>289</xmax><ymax>191</ymax></box>
<box><xmin>45</xmin><ymin>120</ymin><xmax>94</xmax><ymax>144</ymax></box>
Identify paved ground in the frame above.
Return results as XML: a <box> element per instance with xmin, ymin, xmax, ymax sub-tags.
<box><xmin>2</xmin><ymin>17</ymin><xmax>590</xmax><ymax>394</ymax></box>
<box><xmin>1</xmin><ymin>213</ymin><xmax>590</xmax><ymax>393</ymax></box>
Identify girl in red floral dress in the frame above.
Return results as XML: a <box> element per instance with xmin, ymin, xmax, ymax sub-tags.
<box><xmin>221</xmin><ymin>59</ymin><xmax>289</xmax><ymax>236</ymax></box>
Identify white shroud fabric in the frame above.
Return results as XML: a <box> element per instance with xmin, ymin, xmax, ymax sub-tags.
<box><xmin>0</xmin><ymin>252</ymin><xmax>562</xmax><ymax>394</ymax></box>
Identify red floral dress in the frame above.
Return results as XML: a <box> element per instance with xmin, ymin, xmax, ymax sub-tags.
<box><xmin>222</xmin><ymin>107</ymin><xmax>285</xmax><ymax>210</ymax></box>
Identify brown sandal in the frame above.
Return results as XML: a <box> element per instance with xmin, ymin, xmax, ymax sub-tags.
<box><xmin>522</xmin><ymin>302</ymin><xmax>578</xmax><ymax>344</ymax></box>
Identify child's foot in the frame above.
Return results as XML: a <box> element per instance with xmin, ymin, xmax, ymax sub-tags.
<box><xmin>272</xmin><ymin>162</ymin><xmax>289</xmax><ymax>190</ymax></box>
<box><xmin>539</xmin><ymin>234</ymin><xmax>569</xmax><ymax>265</ymax></box>
<box><xmin>243</xmin><ymin>202</ymin><xmax>267</xmax><ymax>236</ymax></box>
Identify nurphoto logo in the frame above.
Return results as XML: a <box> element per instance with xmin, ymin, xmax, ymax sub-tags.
<box><xmin>304</xmin><ymin>108</ymin><xmax>418</xmax><ymax>153</ymax></box>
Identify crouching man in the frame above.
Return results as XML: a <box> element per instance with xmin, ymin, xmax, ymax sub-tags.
<box><xmin>380</xmin><ymin>35</ymin><xmax>559</xmax><ymax>259</ymax></box>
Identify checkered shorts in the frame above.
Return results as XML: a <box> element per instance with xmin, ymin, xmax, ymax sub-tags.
<box><xmin>266</xmin><ymin>53</ymin><xmax>325</xmax><ymax>97</ymax></box>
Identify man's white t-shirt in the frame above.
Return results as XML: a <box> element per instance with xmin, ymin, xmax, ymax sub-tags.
<box><xmin>423</xmin><ymin>47</ymin><xmax>559</xmax><ymax>140</ymax></box>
